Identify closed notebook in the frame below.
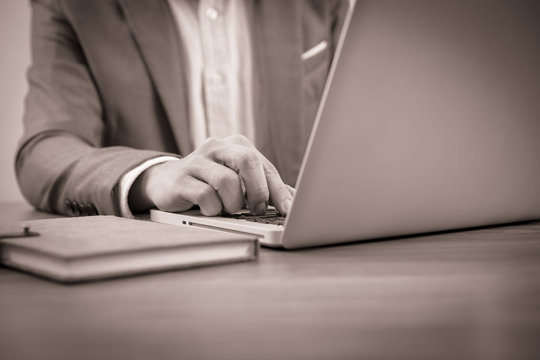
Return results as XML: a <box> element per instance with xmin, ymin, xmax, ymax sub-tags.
<box><xmin>0</xmin><ymin>216</ymin><xmax>258</xmax><ymax>283</ymax></box>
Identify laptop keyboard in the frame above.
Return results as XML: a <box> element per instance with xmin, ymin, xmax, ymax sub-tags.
<box><xmin>222</xmin><ymin>208</ymin><xmax>286</xmax><ymax>226</ymax></box>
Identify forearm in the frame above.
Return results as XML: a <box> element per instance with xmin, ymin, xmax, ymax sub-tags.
<box><xmin>16</xmin><ymin>133</ymin><xmax>178</xmax><ymax>216</ymax></box>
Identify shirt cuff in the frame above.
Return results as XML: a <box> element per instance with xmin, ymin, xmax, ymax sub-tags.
<box><xmin>118</xmin><ymin>156</ymin><xmax>180</xmax><ymax>218</ymax></box>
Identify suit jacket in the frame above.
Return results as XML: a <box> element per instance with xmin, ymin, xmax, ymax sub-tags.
<box><xmin>16</xmin><ymin>0</ymin><xmax>348</xmax><ymax>216</ymax></box>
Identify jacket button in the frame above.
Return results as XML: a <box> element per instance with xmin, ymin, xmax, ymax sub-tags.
<box><xmin>71</xmin><ymin>201</ymin><xmax>81</xmax><ymax>216</ymax></box>
<box><xmin>65</xmin><ymin>200</ymin><xmax>74</xmax><ymax>216</ymax></box>
<box><xmin>79</xmin><ymin>204</ymin><xmax>89</xmax><ymax>216</ymax></box>
<box><xmin>88</xmin><ymin>204</ymin><xmax>98</xmax><ymax>216</ymax></box>
<box><xmin>81</xmin><ymin>204</ymin><xmax>97</xmax><ymax>216</ymax></box>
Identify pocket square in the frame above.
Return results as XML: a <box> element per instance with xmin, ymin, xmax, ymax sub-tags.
<box><xmin>301</xmin><ymin>40</ymin><xmax>328</xmax><ymax>61</ymax></box>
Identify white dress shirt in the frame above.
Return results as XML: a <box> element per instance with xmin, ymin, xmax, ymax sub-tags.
<box><xmin>119</xmin><ymin>0</ymin><xmax>254</xmax><ymax>217</ymax></box>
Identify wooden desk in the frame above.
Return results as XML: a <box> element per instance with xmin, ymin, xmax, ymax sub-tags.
<box><xmin>1</xmin><ymin>202</ymin><xmax>539</xmax><ymax>360</ymax></box>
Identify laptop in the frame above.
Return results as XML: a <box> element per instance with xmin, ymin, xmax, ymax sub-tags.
<box><xmin>152</xmin><ymin>0</ymin><xmax>540</xmax><ymax>249</ymax></box>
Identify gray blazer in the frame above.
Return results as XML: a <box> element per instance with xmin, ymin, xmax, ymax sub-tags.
<box><xmin>16</xmin><ymin>0</ymin><xmax>347</xmax><ymax>216</ymax></box>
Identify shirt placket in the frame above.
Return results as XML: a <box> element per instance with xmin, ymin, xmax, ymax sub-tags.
<box><xmin>199</xmin><ymin>0</ymin><xmax>232</xmax><ymax>138</ymax></box>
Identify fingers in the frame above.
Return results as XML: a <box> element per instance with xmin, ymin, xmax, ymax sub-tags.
<box><xmin>144</xmin><ymin>161</ymin><xmax>223</xmax><ymax>216</ymax></box>
<box><xmin>188</xmin><ymin>158</ymin><xmax>244</xmax><ymax>214</ymax></box>
<box><xmin>208</xmin><ymin>142</ymin><xmax>269</xmax><ymax>215</ymax></box>
<box><xmin>225</xmin><ymin>134</ymin><xmax>255</xmax><ymax>148</ymax></box>
<box><xmin>285</xmin><ymin>184</ymin><xmax>296</xmax><ymax>197</ymax></box>
<box><xmin>204</xmin><ymin>135</ymin><xmax>294</xmax><ymax>215</ymax></box>
<box><xmin>176</xmin><ymin>176</ymin><xmax>223</xmax><ymax>216</ymax></box>
<box><xmin>229</xmin><ymin>136</ymin><xmax>295</xmax><ymax>215</ymax></box>
<box><xmin>150</xmin><ymin>136</ymin><xmax>292</xmax><ymax>217</ymax></box>
<box><xmin>262</xmin><ymin>159</ymin><xmax>293</xmax><ymax>215</ymax></box>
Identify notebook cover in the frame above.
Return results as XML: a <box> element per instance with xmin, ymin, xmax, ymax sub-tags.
<box><xmin>0</xmin><ymin>216</ymin><xmax>258</xmax><ymax>281</ymax></box>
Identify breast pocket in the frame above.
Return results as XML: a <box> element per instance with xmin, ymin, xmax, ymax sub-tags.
<box><xmin>299</xmin><ymin>39</ymin><xmax>332</xmax><ymax>160</ymax></box>
<box><xmin>302</xmin><ymin>40</ymin><xmax>330</xmax><ymax>74</ymax></box>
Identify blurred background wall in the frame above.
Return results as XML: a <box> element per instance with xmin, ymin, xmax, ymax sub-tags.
<box><xmin>0</xmin><ymin>0</ymin><xmax>30</xmax><ymax>202</ymax></box>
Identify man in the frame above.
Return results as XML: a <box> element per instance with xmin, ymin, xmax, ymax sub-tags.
<box><xmin>16</xmin><ymin>0</ymin><xmax>348</xmax><ymax>218</ymax></box>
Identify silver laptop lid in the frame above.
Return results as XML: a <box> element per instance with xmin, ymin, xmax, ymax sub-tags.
<box><xmin>282</xmin><ymin>0</ymin><xmax>540</xmax><ymax>248</ymax></box>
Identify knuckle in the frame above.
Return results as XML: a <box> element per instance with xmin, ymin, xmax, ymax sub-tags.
<box><xmin>200</xmin><ymin>136</ymin><xmax>219</xmax><ymax>151</ymax></box>
<box><xmin>237</xmin><ymin>151</ymin><xmax>260</xmax><ymax>169</ymax></box>
<box><xmin>217</xmin><ymin>172</ymin><xmax>238</xmax><ymax>190</ymax></box>
<box><xmin>264</xmin><ymin>162</ymin><xmax>279</xmax><ymax>176</ymax></box>
<box><xmin>184</xmin><ymin>154</ymin><xmax>204</xmax><ymax>169</ymax></box>
<box><xmin>176</xmin><ymin>169</ymin><xmax>190</xmax><ymax>180</ymax></box>
<box><xmin>198</xmin><ymin>186</ymin><xmax>222</xmax><ymax>216</ymax></box>
<box><xmin>185</xmin><ymin>153</ymin><xmax>200</xmax><ymax>164</ymax></box>
<box><xmin>228</xmin><ymin>134</ymin><xmax>249</xmax><ymax>144</ymax></box>
<box><xmin>198</xmin><ymin>185</ymin><xmax>217</xmax><ymax>202</ymax></box>
<box><xmin>249</xmin><ymin>184</ymin><xmax>269</xmax><ymax>203</ymax></box>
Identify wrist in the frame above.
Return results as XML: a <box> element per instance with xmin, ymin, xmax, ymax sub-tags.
<box><xmin>128</xmin><ymin>168</ymin><xmax>154</xmax><ymax>212</ymax></box>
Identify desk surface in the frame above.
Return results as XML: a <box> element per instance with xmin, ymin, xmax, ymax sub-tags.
<box><xmin>1</xmin><ymin>202</ymin><xmax>540</xmax><ymax>360</ymax></box>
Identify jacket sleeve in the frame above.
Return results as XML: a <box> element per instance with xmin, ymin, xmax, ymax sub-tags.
<box><xmin>15</xmin><ymin>0</ymin><xmax>179</xmax><ymax>216</ymax></box>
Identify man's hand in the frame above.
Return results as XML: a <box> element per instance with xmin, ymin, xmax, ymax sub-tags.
<box><xmin>128</xmin><ymin>135</ymin><xmax>294</xmax><ymax>216</ymax></box>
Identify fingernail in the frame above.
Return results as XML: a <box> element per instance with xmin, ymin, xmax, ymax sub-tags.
<box><xmin>254</xmin><ymin>202</ymin><xmax>267</xmax><ymax>215</ymax></box>
<box><xmin>283</xmin><ymin>199</ymin><xmax>292</xmax><ymax>214</ymax></box>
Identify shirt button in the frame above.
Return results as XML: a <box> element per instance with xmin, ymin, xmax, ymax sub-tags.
<box><xmin>206</xmin><ymin>7</ymin><xmax>219</xmax><ymax>20</ymax></box>
<box><xmin>207</xmin><ymin>69</ymin><xmax>225</xmax><ymax>86</ymax></box>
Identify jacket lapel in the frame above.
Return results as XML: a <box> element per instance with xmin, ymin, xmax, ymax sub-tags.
<box><xmin>252</xmin><ymin>0</ymin><xmax>303</xmax><ymax>186</ymax></box>
<box><xmin>118</xmin><ymin>0</ymin><xmax>194</xmax><ymax>156</ymax></box>
<box><xmin>118</xmin><ymin>0</ymin><xmax>304</xmax><ymax>181</ymax></box>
